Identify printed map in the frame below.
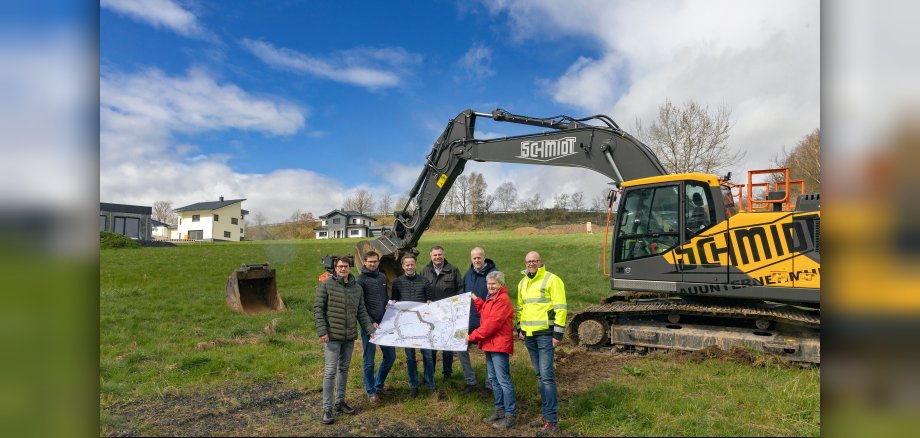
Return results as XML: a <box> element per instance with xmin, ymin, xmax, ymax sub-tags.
<box><xmin>371</xmin><ymin>294</ymin><xmax>471</xmax><ymax>351</ymax></box>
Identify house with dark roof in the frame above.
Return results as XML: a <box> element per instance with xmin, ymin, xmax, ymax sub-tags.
<box><xmin>100</xmin><ymin>202</ymin><xmax>153</xmax><ymax>240</ymax></box>
<box><xmin>314</xmin><ymin>210</ymin><xmax>386</xmax><ymax>239</ymax></box>
<box><xmin>174</xmin><ymin>196</ymin><xmax>248</xmax><ymax>241</ymax></box>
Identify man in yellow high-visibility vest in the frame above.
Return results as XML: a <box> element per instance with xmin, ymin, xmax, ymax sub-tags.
<box><xmin>515</xmin><ymin>251</ymin><xmax>566</xmax><ymax>436</ymax></box>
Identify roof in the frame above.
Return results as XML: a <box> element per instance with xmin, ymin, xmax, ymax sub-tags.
<box><xmin>100</xmin><ymin>202</ymin><xmax>152</xmax><ymax>215</ymax></box>
<box><xmin>151</xmin><ymin>219</ymin><xmax>176</xmax><ymax>228</ymax></box>
<box><xmin>319</xmin><ymin>209</ymin><xmax>374</xmax><ymax>219</ymax></box>
<box><xmin>174</xmin><ymin>199</ymin><xmax>246</xmax><ymax>212</ymax></box>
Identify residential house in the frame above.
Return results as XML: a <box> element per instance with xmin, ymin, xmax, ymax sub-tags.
<box><xmin>314</xmin><ymin>210</ymin><xmax>386</xmax><ymax>239</ymax></box>
<box><xmin>174</xmin><ymin>197</ymin><xmax>248</xmax><ymax>241</ymax></box>
<box><xmin>100</xmin><ymin>202</ymin><xmax>153</xmax><ymax>240</ymax></box>
<box><xmin>151</xmin><ymin>219</ymin><xmax>178</xmax><ymax>240</ymax></box>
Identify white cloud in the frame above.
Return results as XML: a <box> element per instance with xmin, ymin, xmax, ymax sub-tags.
<box><xmin>100</xmin><ymin>68</ymin><xmax>353</xmax><ymax>222</ymax></box>
<box><xmin>488</xmin><ymin>0</ymin><xmax>820</xmax><ymax>179</ymax></box>
<box><xmin>457</xmin><ymin>45</ymin><xmax>495</xmax><ymax>80</ymax></box>
<box><xmin>240</xmin><ymin>39</ymin><xmax>421</xmax><ymax>90</ymax></box>
<box><xmin>101</xmin><ymin>0</ymin><xmax>209</xmax><ymax>39</ymax></box>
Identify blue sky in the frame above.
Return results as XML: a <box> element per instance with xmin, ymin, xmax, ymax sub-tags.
<box><xmin>99</xmin><ymin>0</ymin><xmax>820</xmax><ymax>222</ymax></box>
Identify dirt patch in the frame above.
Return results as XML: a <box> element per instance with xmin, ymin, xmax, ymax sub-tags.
<box><xmin>195</xmin><ymin>334</ymin><xmax>263</xmax><ymax>351</ymax></box>
<box><xmin>513</xmin><ymin>224</ymin><xmax>590</xmax><ymax>235</ymax></box>
<box><xmin>555</xmin><ymin>348</ymin><xmax>634</xmax><ymax>398</ymax></box>
<box><xmin>101</xmin><ymin>348</ymin><xmax>638</xmax><ymax>436</ymax></box>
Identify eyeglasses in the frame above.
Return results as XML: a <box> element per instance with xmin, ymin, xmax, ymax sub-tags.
<box><xmin>525</xmin><ymin>260</ymin><xmax>541</xmax><ymax>264</ymax></box>
<box><xmin>335</xmin><ymin>265</ymin><xmax>350</xmax><ymax>269</ymax></box>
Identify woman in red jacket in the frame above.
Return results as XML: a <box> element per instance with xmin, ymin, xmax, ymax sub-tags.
<box><xmin>468</xmin><ymin>270</ymin><xmax>516</xmax><ymax>429</ymax></box>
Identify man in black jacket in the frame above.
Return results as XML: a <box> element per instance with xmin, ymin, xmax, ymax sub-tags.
<box><xmin>390</xmin><ymin>254</ymin><xmax>434</xmax><ymax>396</ymax></box>
<box><xmin>356</xmin><ymin>251</ymin><xmax>395</xmax><ymax>403</ymax></box>
<box><xmin>420</xmin><ymin>245</ymin><xmax>464</xmax><ymax>383</ymax></box>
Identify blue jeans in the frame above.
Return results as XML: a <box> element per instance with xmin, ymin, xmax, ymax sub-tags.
<box><xmin>485</xmin><ymin>352</ymin><xmax>516</xmax><ymax>416</ymax></box>
<box><xmin>360</xmin><ymin>327</ymin><xmax>396</xmax><ymax>395</ymax></box>
<box><xmin>404</xmin><ymin>347</ymin><xmax>435</xmax><ymax>389</ymax></box>
<box><xmin>525</xmin><ymin>334</ymin><xmax>558</xmax><ymax>423</ymax></box>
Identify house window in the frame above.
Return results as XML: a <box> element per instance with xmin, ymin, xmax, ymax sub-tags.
<box><xmin>333</xmin><ymin>218</ymin><xmax>341</xmax><ymax>224</ymax></box>
<box><xmin>224</xmin><ymin>231</ymin><xmax>231</xmax><ymax>238</ymax></box>
<box><xmin>350</xmin><ymin>229</ymin><xmax>360</xmax><ymax>236</ymax></box>
<box><xmin>214</xmin><ymin>214</ymin><xmax>219</xmax><ymax>222</ymax></box>
<box><xmin>318</xmin><ymin>231</ymin><xmax>327</xmax><ymax>237</ymax></box>
<box><xmin>113</xmin><ymin>216</ymin><xmax>140</xmax><ymax>239</ymax></box>
<box><xmin>188</xmin><ymin>230</ymin><xmax>203</xmax><ymax>240</ymax></box>
<box><xmin>240</xmin><ymin>228</ymin><xmax>243</xmax><ymax>233</ymax></box>
<box><xmin>231</xmin><ymin>217</ymin><xmax>238</xmax><ymax>225</ymax></box>
<box><xmin>192</xmin><ymin>215</ymin><xmax>200</xmax><ymax>222</ymax></box>
<box><xmin>178</xmin><ymin>218</ymin><xmax>181</xmax><ymax>225</ymax></box>
<box><xmin>99</xmin><ymin>215</ymin><xmax>106</xmax><ymax>231</ymax></box>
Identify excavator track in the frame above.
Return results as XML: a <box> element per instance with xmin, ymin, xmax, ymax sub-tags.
<box><xmin>569</xmin><ymin>301</ymin><xmax>820</xmax><ymax>364</ymax></box>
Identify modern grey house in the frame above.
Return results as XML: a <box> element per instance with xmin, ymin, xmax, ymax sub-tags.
<box><xmin>100</xmin><ymin>202</ymin><xmax>153</xmax><ymax>240</ymax></box>
<box><xmin>314</xmin><ymin>210</ymin><xmax>386</xmax><ymax>239</ymax></box>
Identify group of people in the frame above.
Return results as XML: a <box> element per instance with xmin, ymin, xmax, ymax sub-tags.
<box><xmin>313</xmin><ymin>246</ymin><xmax>567</xmax><ymax>436</ymax></box>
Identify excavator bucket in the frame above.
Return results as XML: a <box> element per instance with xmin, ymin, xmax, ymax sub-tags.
<box><xmin>225</xmin><ymin>263</ymin><xmax>286</xmax><ymax>315</ymax></box>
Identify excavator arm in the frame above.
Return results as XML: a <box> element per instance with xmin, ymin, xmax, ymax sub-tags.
<box><xmin>357</xmin><ymin>108</ymin><xmax>666</xmax><ymax>266</ymax></box>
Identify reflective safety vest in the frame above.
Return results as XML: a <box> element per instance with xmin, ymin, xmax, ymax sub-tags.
<box><xmin>515</xmin><ymin>266</ymin><xmax>567</xmax><ymax>336</ymax></box>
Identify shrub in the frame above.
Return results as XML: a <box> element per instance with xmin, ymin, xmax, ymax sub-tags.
<box><xmin>100</xmin><ymin>231</ymin><xmax>141</xmax><ymax>249</ymax></box>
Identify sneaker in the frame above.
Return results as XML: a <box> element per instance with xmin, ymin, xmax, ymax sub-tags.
<box><xmin>536</xmin><ymin>422</ymin><xmax>558</xmax><ymax>436</ymax></box>
<box><xmin>460</xmin><ymin>384</ymin><xmax>477</xmax><ymax>394</ymax></box>
<box><xmin>334</xmin><ymin>401</ymin><xmax>356</xmax><ymax>415</ymax></box>
<box><xmin>529</xmin><ymin>416</ymin><xmax>546</xmax><ymax>428</ymax></box>
<box><xmin>321</xmin><ymin>408</ymin><xmax>334</xmax><ymax>424</ymax></box>
<box><xmin>368</xmin><ymin>393</ymin><xmax>379</xmax><ymax>403</ymax></box>
<box><xmin>493</xmin><ymin>414</ymin><xmax>515</xmax><ymax>430</ymax></box>
<box><xmin>482</xmin><ymin>408</ymin><xmax>505</xmax><ymax>423</ymax></box>
<box><xmin>410</xmin><ymin>387</ymin><xmax>419</xmax><ymax>398</ymax></box>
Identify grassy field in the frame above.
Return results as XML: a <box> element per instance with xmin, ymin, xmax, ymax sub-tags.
<box><xmin>100</xmin><ymin>231</ymin><xmax>819</xmax><ymax>436</ymax></box>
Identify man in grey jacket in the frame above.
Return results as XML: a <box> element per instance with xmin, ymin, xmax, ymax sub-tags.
<box><xmin>314</xmin><ymin>256</ymin><xmax>377</xmax><ymax>424</ymax></box>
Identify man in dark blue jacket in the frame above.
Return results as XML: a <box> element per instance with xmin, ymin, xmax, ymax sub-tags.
<box><xmin>420</xmin><ymin>245</ymin><xmax>464</xmax><ymax>383</ymax></box>
<box><xmin>390</xmin><ymin>254</ymin><xmax>434</xmax><ymax>397</ymax></box>
<box><xmin>461</xmin><ymin>246</ymin><xmax>498</xmax><ymax>393</ymax></box>
<box><xmin>356</xmin><ymin>251</ymin><xmax>395</xmax><ymax>403</ymax></box>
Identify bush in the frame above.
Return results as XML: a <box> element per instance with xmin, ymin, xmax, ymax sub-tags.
<box><xmin>100</xmin><ymin>231</ymin><xmax>141</xmax><ymax>249</ymax></box>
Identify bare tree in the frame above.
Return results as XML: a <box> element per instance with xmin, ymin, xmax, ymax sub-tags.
<box><xmin>286</xmin><ymin>210</ymin><xmax>316</xmax><ymax>239</ymax></box>
<box><xmin>772</xmin><ymin>128</ymin><xmax>820</xmax><ymax>194</ymax></box>
<box><xmin>343</xmin><ymin>188</ymin><xmax>375</xmax><ymax>215</ymax></box>
<box><xmin>635</xmin><ymin>99</ymin><xmax>743</xmax><ymax>174</ymax></box>
<box><xmin>553</xmin><ymin>192</ymin><xmax>570</xmax><ymax>210</ymax></box>
<box><xmin>591</xmin><ymin>188</ymin><xmax>613</xmax><ymax>211</ymax></box>
<box><xmin>522</xmin><ymin>193</ymin><xmax>544</xmax><ymax>210</ymax></box>
<box><xmin>571</xmin><ymin>192</ymin><xmax>585</xmax><ymax>211</ymax></box>
<box><xmin>453</xmin><ymin>175</ymin><xmax>471</xmax><ymax>215</ymax></box>
<box><xmin>494</xmin><ymin>181</ymin><xmax>518</xmax><ymax>211</ymax></box>
<box><xmin>468</xmin><ymin>172</ymin><xmax>489</xmax><ymax>214</ymax></box>
<box><xmin>152</xmin><ymin>200</ymin><xmax>176</xmax><ymax>224</ymax></box>
<box><xmin>378</xmin><ymin>192</ymin><xmax>394</xmax><ymax>216</ymax></box>
<box><xmin>247</xmin><ymin>212</ymin><xmax>270</xmax><ymax>240</ymax></box>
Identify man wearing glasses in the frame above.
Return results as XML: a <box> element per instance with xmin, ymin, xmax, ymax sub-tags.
<box><xmin>516</xmin><ymin>251</ymin><xmax>567</xmax><ymax>436</ymax></box>
<box><xmin>314</xmin><ymin>256</ymin><xmax>378</xmax><ymax>424</ymax></box>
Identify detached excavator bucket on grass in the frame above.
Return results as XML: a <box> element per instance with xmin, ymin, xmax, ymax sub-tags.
<box><xmin>225</xmin><ymin>263</ymin><xmax>286</xmax><ymax>315</ymax></box>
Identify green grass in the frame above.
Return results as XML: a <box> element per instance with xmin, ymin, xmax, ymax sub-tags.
<box><xmin>100</xmin><ymin>230</ymin><xmax>819</xmax><ymax>436</ymax></box>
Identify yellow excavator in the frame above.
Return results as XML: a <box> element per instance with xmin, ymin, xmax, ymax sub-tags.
<box><xmin>355</xmin><ymin>109</ymin><xmax>820</xmax><ymax>363</ymax></box>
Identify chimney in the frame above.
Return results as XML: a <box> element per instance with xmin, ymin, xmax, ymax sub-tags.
<box><xmin>220</xmin><ymin>196</ymin><xmax>224</xmax><ymax>201</ymax></box>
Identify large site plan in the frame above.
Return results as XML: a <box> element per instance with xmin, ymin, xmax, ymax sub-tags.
<box><xmin>371</xmin><ymin>294</ymin><xmax>471</xmax><ymax>351</ymax></box>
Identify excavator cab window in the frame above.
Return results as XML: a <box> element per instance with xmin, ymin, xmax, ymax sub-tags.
<box><xmin>685</xmin><ymin>182</ymin><xmax>716</xmax><ymax>237</ymax></box>
<box><xmin>615</xmin><ymin>185</ymin><xmax>680</xmax><ymax>261</ymax></box>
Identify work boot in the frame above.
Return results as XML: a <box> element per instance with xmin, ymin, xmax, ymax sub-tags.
<box><xmin>492</xmin><ymin>414</ymin><xmax>515</xmax><ymax>430</ymax></box>
<box><xmin>536</xmin><ymin>422</ymin><xmax>559</xmax><ymax>436</ymax></box>
<box><xmin>410</xmin><ymin>387</ymin><xmax>419</xmax><ymax>398</ymax></box>
<box><xmin>321</xmin><ymin>408</ymin><xmax>334</xmax><ymax>425</ymax></box>
<box><xmin>529</xmin><ymin>416</ymin><xmax>545</xmax><ymax>428</ymax></box>
<box><xmin>482</xmin><ymin>408</ymin><xmax>505</xmax><ymax>424</ymax></box>
<box><xmin>368</xmin><ymin>393</ymin><xmax>379</xmax><ymax>403</ymax></box>
<box><xmin>334</xmin><ymin>401</ymin><xmax>356</xmax><ymax>415</ymax></box>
